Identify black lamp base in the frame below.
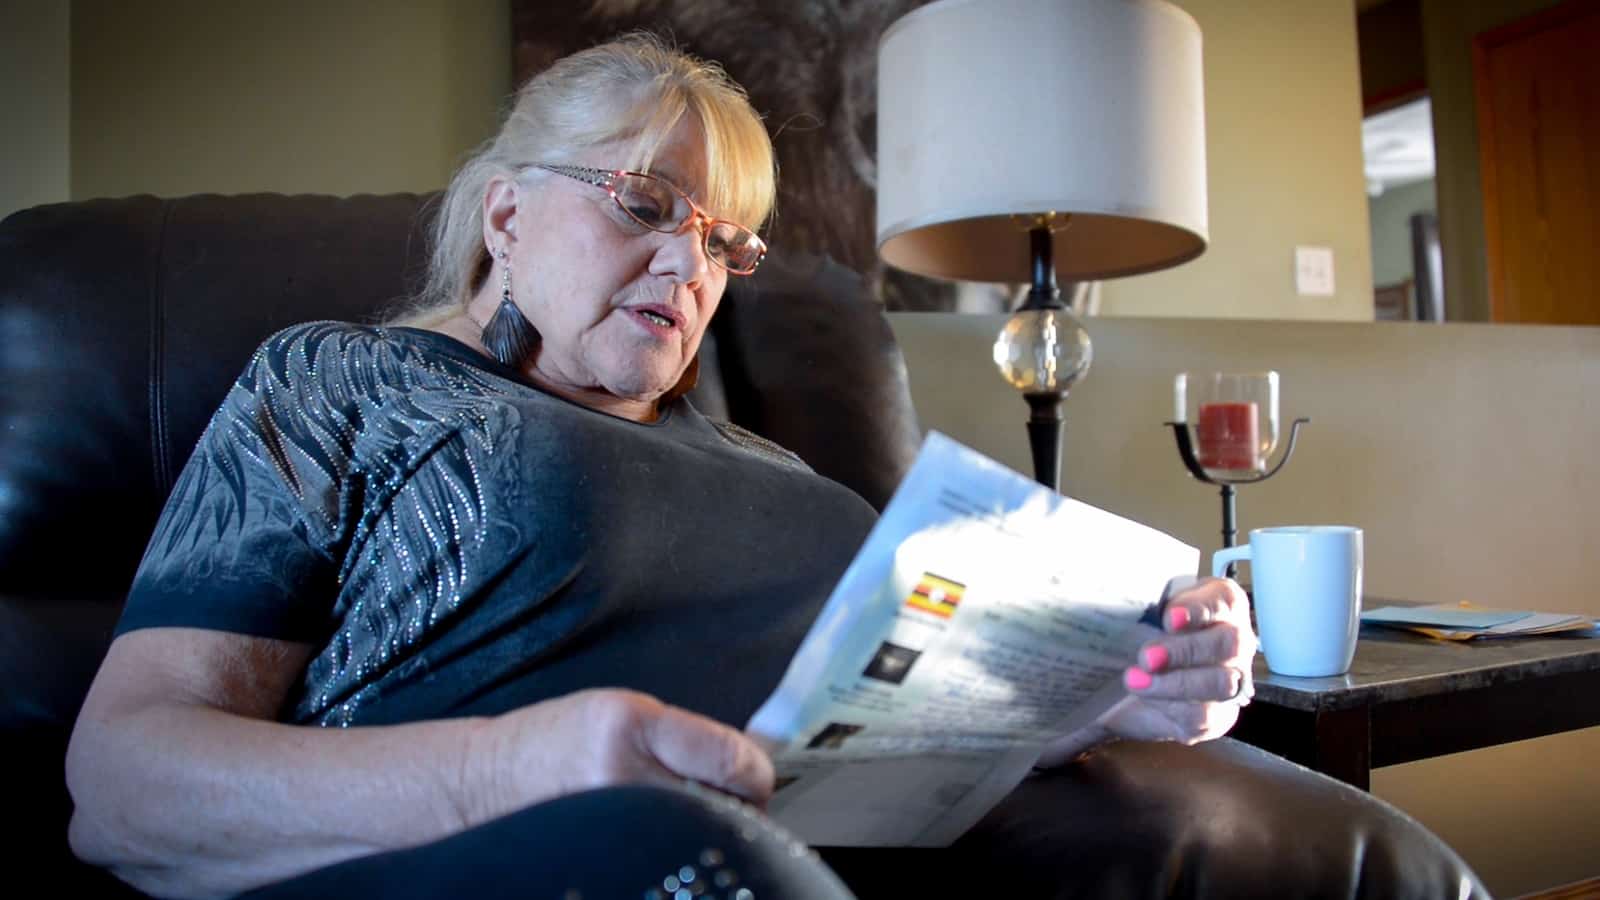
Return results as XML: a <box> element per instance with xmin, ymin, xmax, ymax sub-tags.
<box><xmin>1024</xmin><ymin>392</ymin><xmax>1065</xmax><ymax>491</ymax></box>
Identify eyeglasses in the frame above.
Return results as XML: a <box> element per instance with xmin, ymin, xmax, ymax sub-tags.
<box><xmin>536</xmin><ymin>164</ymin><xmax>768</xmax><ymax>275</ymax></box>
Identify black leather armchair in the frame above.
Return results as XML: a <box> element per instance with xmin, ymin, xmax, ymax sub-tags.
<box><xmin>1</xmin><ymin>194</ymin><xmax>1487</xmax><ymax>898</ymax></box>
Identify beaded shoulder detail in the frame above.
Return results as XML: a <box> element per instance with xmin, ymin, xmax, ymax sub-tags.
<box><xmin>709</xmin><ymin>420</ymin><xmax>812</xmax><ymax>473</ymax></box>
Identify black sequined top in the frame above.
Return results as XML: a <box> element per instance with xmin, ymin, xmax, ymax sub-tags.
<box><xmin>117</xmin><ymin>322</ymin><xmax>879</xmax><ymax>728</ymax></box>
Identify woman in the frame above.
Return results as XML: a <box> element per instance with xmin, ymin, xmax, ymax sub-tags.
<box><xmin>64</xmin><ymin>33</ymin><xmax>1255</xmax><ymax>900</ymax></box>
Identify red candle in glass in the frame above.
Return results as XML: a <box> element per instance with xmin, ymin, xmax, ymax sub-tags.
<box><xmin>1196</xmin><ymin>402</ymin><xmax>1261</xmax><ymax>472</ymax></box>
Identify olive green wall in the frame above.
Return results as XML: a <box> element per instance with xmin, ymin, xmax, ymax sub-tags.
<box><xmin>44</xmin><ymin>0</ymin><xmax>1587</xmax><ymax>325</ymax></box>
<box><xmin>1</xmin><ymin>1</ymin><xmax>72</xmax><ymax>220</ymax></box>
<box><xmin>70</xmin><ymin>0</ymin><xmax>510</xmax><ymax>201</ymax></box>
<box><xmin>62</xmin><ymin>0</ymin><xmax>1376</xmax><ymax>326</ymax></box>
<box><xmin>1098</xmin><ymin>0</ymin><xmax>1375</xmax><ymax>322</ymax></box>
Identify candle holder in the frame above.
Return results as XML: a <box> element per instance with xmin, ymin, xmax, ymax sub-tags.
<box><xmin>1167</xmin><ymin>372</ymin><xmax>1309</xmax><ymax>579</ymax></box>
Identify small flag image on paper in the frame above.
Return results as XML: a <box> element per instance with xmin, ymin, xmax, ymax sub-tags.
<box><xmin>905</xmin><ymin>573</ymin><xmax>965</xmax><ymax>619</ymax></box>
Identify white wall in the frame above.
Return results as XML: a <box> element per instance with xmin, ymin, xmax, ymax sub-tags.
<box><xmin>1</xmin><ymin>1</ymin><xmax>71</xmax><ymax>220</ymax></box>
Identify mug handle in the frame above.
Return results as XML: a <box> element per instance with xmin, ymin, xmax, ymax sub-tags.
<box><xmin>1212</xmin><ymin>544</ymin><xmax>1252</xmax><ymax>579</ymax></box>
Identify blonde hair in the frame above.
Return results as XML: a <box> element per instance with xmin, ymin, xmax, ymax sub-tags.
<box><xmin>392</xmin><ymin>33</ymin><xmax>776</xmax><ymax>328</ymax></box>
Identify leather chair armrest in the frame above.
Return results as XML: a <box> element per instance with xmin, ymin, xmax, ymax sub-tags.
<box><xmin>820</xmin><ymin>737</ymin><xmax>1488</xmax><ymax>899</ymax></box>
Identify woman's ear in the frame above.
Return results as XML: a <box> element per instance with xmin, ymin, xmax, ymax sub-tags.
<box><xmin>481</xmin><ymin>174</ymin><xmax>520</xmax><ymax>256</ymax></box>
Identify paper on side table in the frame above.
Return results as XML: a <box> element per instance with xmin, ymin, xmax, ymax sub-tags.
<box><xmin>1361</xmin><ymin>602</ymin><xmax>1597</xmax><ymax>641</ymax></box>
<box><xmin>745</xmin><ymin>431</ymin><xmax>1198</xmax><ymax>847</ymax></box>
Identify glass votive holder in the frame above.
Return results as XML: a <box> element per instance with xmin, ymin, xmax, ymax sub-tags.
<box><xmin>1174</xmin><ymin>372</ymin><xmax>1280</xmax><ymax>479</ymax></box>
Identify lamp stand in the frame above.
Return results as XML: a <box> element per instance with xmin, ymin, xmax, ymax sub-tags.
<box><xmin>1020</xmin><ymin>226</ymin><xmax>1067</xmax><ymax>491</ymax></box>
<box><xmin>992</xmin><ymin>222</ymin><xmax>1092</xmax><ymax>492</ymax></box>
<box><xmin>1024</xmin><ymin>392</ymin><xmax>1064</xmax><ymax>491</ymax></box>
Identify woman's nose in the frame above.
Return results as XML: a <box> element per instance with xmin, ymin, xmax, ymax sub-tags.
<box><xmin>651</xmin><ymin>215</ymin><xmax>712</xmax><ymax>285</ymax></box>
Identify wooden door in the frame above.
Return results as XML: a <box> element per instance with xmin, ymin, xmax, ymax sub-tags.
<box><xmin>1474</xmin><ymin>1</ymin><xmax>1600</xmax><ymax>325</ymax></box>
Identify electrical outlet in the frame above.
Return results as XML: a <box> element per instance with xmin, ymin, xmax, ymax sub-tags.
<box><xmin>1295</xmin><ymin>246</ymin><xmax>1335</xmax><ymax>297</ymax></box>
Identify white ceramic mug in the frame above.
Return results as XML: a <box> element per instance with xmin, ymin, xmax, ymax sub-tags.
<box><xmin>1211</xmin><ymin>526</ymin><xmax>1364</xmax><ymax>677</ymax></box>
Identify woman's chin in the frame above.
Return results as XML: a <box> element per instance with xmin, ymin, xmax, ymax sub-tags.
<box><xmin>601</xmin><ymin>372</ymin><xmax>679</xmax><ymax>406</ymax></box>
<box><xmin>599</xmin><ymin>356</ymin><xmax>690</xmax><ymax>404</ymax></box>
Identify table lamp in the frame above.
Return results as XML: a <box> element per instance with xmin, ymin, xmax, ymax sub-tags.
<box><xmin>876</xmin><ymin>0</ymin><xmax>1209</xmax><ymax>490</ymax></box>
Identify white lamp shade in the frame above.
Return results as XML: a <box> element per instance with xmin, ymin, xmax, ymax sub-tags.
<box><xmin>877</xmin><ymin>0</ymin><xmax>1209</xmax><ymax>283</ymax></box>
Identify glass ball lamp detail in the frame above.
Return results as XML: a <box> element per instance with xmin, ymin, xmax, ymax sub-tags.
<box><xmin>989</xmin><ymin>239</ymin><xmax>1094</xmax><ymax>492</ymax></box>
<box><xmin>993</xmin><ymin>308</ymin><xmax>1093</xmax><ymax>393</ymax></box>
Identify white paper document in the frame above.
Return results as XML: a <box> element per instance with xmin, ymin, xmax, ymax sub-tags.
<box><xmin>746</xmin><ymin>432</ymin><xmax>1199</xmax><ymax>847</ymax></box>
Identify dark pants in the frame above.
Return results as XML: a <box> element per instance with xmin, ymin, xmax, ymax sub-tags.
<box><xmin>242</xmin><ymin>783</ymin><xmax>853</xmax><ymax>900</ymax></box>
<box><xmin>243</xmin><ymin>739</ymin><xmax>1486</xmax><ymax>900</ymax></box>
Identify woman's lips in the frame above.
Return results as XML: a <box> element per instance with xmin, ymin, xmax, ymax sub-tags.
<box><xmin>626</xmin><ymin>305</ymin><xmax>683</xmax><ymax>338</ymax></box>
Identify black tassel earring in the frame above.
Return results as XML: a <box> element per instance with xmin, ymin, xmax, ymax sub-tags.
<box><xmin>480</xmin><ymin>250</ymin><xmax>540</xmax><ymax>369</ymax></box>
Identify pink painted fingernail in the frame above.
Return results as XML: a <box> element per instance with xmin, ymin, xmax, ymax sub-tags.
<box><xmin>1167</xmin><ymin>607</ymin><xmax>1191</xmax><ymax>631</ymax></box>
<box><xmin>1124</xmin><ymin>667</ymin><xmax>1153</xmax><ymax>691</ymax></box>
<box><xmin>1141</xmin><ymin>645</ymin><xmax>1170</xmax><ymax>672</ymax></box>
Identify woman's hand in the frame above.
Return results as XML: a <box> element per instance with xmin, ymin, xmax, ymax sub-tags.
<box><xmin>465</xmin><ymin>688</ymin><xmax>776</xmax><ymax>827</ymax></box>
<box><xmin>1034</xmin><ymin>576</ymin><xmax>1257</xmax><ymax>768</ymax></box>
<box><xmin>1097</xmin><ymin>575</ymin><xmax>1258</xmax><ymax>745</ymax></box>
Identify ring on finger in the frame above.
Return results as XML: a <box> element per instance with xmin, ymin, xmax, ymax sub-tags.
<box><xmin>1226</xmin><ymin>665</ymin><xmax>1254</xmax><ymax>706</ymax></box>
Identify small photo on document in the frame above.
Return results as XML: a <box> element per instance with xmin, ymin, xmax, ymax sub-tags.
<box><xmin>806</xmin><ymin>722</ymin><xmax>866</xmax><ymax>750</ymax></box>
<box><xmin>862</xmin><ymin>640</ymin><xmax>923</xmax><ymax>685</ymax></box>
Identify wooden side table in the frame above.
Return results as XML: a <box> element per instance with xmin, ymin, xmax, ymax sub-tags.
<box><xmin>1230</xmin><ymin>624</ymin><xmax>1600</xmax><ymax>790</ymax></box>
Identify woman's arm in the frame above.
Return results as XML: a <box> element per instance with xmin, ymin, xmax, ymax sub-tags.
<box><xmin>66</xmin><ymin>627</ymin><xmax>773</xmax><ymax>900</ymax></box>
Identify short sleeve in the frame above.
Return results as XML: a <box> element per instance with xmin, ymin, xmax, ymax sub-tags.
<box><xmin>116</xmin><ymin>324</ymin><xmax>359</xmax><ymax>643</ymax></box>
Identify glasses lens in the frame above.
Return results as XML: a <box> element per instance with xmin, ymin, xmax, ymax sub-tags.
<box><xmin>608</xmin><ymin>171</ymin><xmax>764</xmax><ymax>274</ymax></box>
<box><xmin>612</xmin><ymin>174</ymin><xmax>682</xmax><ymax>231</ymax></box>
<box><xmin>709</xmin><ymin>223</ymin><xmax>765</xmax><ymax>274</ymax></box>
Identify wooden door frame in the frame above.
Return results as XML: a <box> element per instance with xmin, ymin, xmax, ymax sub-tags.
<box><xmin>1472</xmin><ymin>0</ymin><xmax>1597</xmax><ymax>322</ymax></box>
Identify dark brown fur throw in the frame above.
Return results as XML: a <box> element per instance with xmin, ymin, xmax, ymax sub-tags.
<box><xmin>512</xmin><ymin>0</ymin><xmax>964</xmax><ymax>311</ymax></box>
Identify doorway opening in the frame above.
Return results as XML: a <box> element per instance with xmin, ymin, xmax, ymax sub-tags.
<box><xmin>1363</xmin><ymin>96</ymin><xmax>1443</xmax><ymax>321</ymax></box>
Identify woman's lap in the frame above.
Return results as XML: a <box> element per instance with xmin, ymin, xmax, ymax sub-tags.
<box><xmin>240</xmin><ymin>739</ymin><xmax>1467</xmax><ymax>900</ymax></box>
<box><xmin>242</xmin><ymin>783</ymin><xmax>853</xmax><ymax>900</ymax></box>
<box><xmin>239</xmin><ymin>770</ymin><xmax>1176</xmax><ymax>899</ymax></box>
<box><xmin>240</xmin><ymin>770</ymin><xmax>1156</xmax><ymax>900</ymax></box>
